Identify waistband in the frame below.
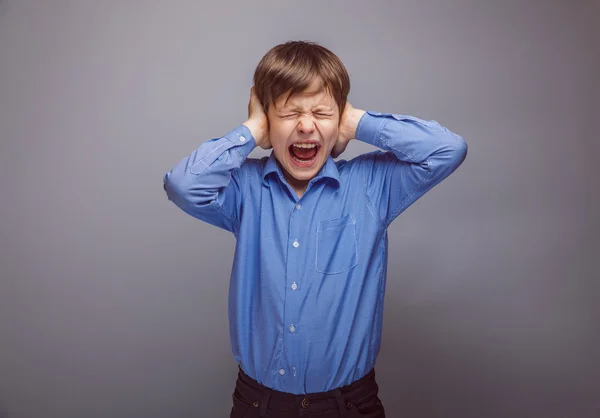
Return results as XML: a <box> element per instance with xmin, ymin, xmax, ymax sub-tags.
<box><xmin>234</xmin><ymin>365</ymin><xmax>378</xmax><ymax>417</ymax></box>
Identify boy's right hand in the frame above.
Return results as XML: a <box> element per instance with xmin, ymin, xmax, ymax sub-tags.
<box><xmin>243</xmin><ymin>86</ymin><xmax>271</xmax><ymax>149</ymax></box>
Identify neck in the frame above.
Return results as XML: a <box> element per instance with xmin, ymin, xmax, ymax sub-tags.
<box><xmin>283</xmin><ymin>172</ymin><xmax>309</xmax><ymax>199</ymax></box>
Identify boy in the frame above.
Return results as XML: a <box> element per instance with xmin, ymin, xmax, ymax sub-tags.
<box><xmin>163</xmin><ymin>41</ymin><xmax>467</xmax><ymax>417</ymax></box>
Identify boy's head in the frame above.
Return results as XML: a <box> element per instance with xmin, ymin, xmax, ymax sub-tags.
<box><xmin>253</xmin><ymin>41</ymin><xmax>350</xmax><ymax>185</ymax></box>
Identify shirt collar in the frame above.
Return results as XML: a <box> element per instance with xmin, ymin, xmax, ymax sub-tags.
<box><xmin>262</xmin><ymin>152</ymin><xmax>340</xmax><ymax>189</ymax></box>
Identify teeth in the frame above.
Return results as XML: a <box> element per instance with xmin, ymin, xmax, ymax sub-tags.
<box><xmin>293</xmin><ymin>143</ymin><xmax>317</xmax><ymax>149</ymax></box>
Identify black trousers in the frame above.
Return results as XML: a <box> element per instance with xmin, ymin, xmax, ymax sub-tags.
<box><xmin>230</xmin><ymin>366</ymin><xmax>385</xmax><ymax>418</ymax></box>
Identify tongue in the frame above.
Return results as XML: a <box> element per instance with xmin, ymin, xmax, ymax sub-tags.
<box><xmin>291</xmin><ymin>145</ymin><xmax>318</xmax><ymax>160</ymax></box>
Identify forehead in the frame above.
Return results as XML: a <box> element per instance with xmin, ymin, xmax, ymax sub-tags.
<box><xmin>276</xmin><ymin>83</ymin><xmax>336</xmax><ymax>110</ymax></box>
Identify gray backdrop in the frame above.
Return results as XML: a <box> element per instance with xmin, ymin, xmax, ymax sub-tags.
<box><xmin>0</xmin><ymin>1</ymin><xmax>598</xmax><ymax>417</ymax></box>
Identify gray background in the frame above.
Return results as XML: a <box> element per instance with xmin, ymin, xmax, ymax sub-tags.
<box><xmin>0</xmin><ymin>0</ymin><xmax>598</xmax><ymax>417</ymax></box>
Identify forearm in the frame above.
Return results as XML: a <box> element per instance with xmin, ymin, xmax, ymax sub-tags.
<box><xmin>355</xmin><ymin>111</ymin><xmax>467</xmax><ymax>167</ymax></box>
<box><xmin>163</xmin><ymin>124</ymin><xmax>256</xmax><ymax>211</ymax></box>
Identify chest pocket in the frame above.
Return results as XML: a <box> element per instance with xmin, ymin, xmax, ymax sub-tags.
<box><xmin>316</xmin><ymin>214</ymin><xmax>358</xmax><ymax>274</ymax></box>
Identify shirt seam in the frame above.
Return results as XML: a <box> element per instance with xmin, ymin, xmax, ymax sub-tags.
<box><xmin>212</xmin><ymin>139</ymin><xmax>245</xmax><ymax>235</ymax></box>
<box><xmin>367</xmin><ymin>117</ymin><xmax>434</xmax><ymax>226</ymax></box>
<box><xmin>379</xmin><ymin>118</ymin><xmax>416</xmax><ymax>163</ymax></box>
<box><xmin>362</xmin><ymin>118</ymin><xmax>388</xmax><ymax>227</ymax></box>
<box><xmin>191</xmin><ymin>139</ymin><xmax>232</xmax><ymax>175</ymax></box>
<box><xmin>230</xmin><ymin>146</ymin><xmax>246</xmax><ymax>235</ymax></box>
<box><xmin>384</xmin><ymin>163</ymin><xmax>433</xmax><ymax>228</ymax></box>
<box><xmin>363</xmin><ymin>169</ymin><xmax>382</xmax><ymax>226</ymax></box>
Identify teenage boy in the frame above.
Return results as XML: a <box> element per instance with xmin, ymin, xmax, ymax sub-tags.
<box><xmin>163</xmin><ymin>40</ymin><xmax>467</xmax><ymax>418</ymax></box>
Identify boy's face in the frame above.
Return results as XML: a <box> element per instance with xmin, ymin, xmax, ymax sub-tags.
<box><xmin>267</xmin><ymin>81</ymin><xmax>340</xmax><ymax>184</ymax></box>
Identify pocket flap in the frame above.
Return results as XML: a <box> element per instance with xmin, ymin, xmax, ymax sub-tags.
<box><xmin>318</xmin><ymin>214</ymin><xmax>355</xmax><ymax>231</ymax></box>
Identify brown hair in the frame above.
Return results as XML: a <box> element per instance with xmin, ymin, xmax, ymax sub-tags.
<box><xmin>253</xmin><ymin>41</ymin><xmax>350</xmax><ymax>118</ymax></box>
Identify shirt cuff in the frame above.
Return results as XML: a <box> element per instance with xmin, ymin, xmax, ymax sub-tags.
<box><xmin>223</xmin><ymin>124</ymin><xmax>257</xmax><ymax>158</ymax></box>
<box><xmin>355</xmin><ymin>111</ymin><xmax>390</xmax><ymax>148</ymax></box>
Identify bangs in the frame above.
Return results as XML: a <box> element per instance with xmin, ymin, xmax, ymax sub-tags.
<box><xmin>253</xmin><ymin>41</ymin><xmax>350</xmax><ymax>114</ymax></box>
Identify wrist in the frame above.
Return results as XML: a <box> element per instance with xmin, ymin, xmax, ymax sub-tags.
<box><xmin>349</xmin><ymin>109</ymin><xmax>366</xmax><ymax>138</ymax></box>
<box><xmin>243</xmin><ymin>119</ymin><xmax>267</xmax><ymax>147</ymax></box>
<box><xmin>340</xmin><ymin>108</ymin><xmax>366</xmax><ymax>142</ymax></box>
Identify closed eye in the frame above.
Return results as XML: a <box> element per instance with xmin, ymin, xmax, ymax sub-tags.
<box><xmin>280</xmin><ymin>112</ymin><xmax>332</xmax><ymax>118</ymax></box>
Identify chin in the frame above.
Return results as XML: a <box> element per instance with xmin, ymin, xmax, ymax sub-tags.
<box><xmin>287</xmin><ymin>167</ymin><xmax>320</xmax><ymax>181</ymax></box>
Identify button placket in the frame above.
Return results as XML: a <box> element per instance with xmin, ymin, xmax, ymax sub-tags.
<box><xmin>281</xmin><ymin>201</ymin><xmax>303</xmax><ymax>384</ymax></box>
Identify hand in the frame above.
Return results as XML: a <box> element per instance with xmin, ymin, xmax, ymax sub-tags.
<box><xmin>243</xmin><ymin>86</ymin><xmax>271</xmax><ymax>149</ymax></box>
<box><xmin>331</xmin><ymin>102</ymin><xmax>366</xmax><ymax>158</ymax></box>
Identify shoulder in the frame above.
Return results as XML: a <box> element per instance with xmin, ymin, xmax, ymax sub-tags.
<box><xmin>240</xmin><ymin>156</ymin><xmax>268</xmax><ymax>170</ymax></box>
<box><xmin>237</xmin><ymin>156</ymin><xmax>268</xmax><ymax>182</ymax></box>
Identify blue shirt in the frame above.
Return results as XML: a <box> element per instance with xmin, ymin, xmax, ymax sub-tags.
<box><xmin>163</xmin><ymin>111</ymin><xmax>467</xmax><ymax>394</ymax></box>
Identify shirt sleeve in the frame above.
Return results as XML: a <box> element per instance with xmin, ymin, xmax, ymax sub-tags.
<box><xmin>162</xmin><ymin>124</ymin><xmax>256</xmax><ymax>234</ymax></box>
<box><xmin>354</xmin><ymin>111</ymin><xmax>468</xmax><ymax>227</ymax></box>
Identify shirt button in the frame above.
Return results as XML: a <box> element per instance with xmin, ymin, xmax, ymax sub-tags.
<box><xmin>293</xmin><ymin>240</ymin><xmax>299</xmax><ymax>248</ymax></box>
<box><xmin>291</xmin><ymin>282</ymin><xmax>297</xmax><ymax>290</ymax></box>
<box><xmin>239</xmin><ymin>135</ymin><xmax>246</xmax><ymax>142</ymax></box>
<box><xmin>289</xmin><ymin>324</ymin><xmax>296</xmax><ymax>333</ymax></box>
<box><xmin>279</xmin><ymin>369</ymin><xmax>285</xmax><ymax>375</ymax></box>
<box><xmin>295</xmin><ymin>204</ymin><xmax>301</xmax><ymax>210</ymax></box>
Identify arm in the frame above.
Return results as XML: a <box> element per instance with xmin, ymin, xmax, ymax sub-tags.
<box><xmin>163</xmin><ymin>87</ymin><xmax>270</xmax><ymax>233</ymax></box>
<box><xmin>338</xmin><ymin>105</ymin><xmax>468</xmax><ymax>226</ymax></box>
<box><xmin>163</xmin><ymin>126</ymin><xmax>256</xmax><ymax>233</ymax></box>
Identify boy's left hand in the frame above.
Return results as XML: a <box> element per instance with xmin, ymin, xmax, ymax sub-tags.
<box><xmin>332</xmin><ymin>102</ymin><xmax>366</xmax><ymax>158</ymax></box>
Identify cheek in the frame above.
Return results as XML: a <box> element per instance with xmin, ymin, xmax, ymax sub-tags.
<box><xmin>271</xmin><ymin>140</ymin><xmax>288</xmax><ymax>159</ymax></box>
<box><xmin>269</xmin><ymin>120</ymin><xmax>293</xmax><ymax>137</ymax></box>
<box><xmin>321</xmin><ymin>122</ymin><xmax>339</xmax><ymax>141</ymax></box>
<box><xmin>268</xmin><ymin>130</ymin><xmax>292</xmax><ymax>161</ymax></box>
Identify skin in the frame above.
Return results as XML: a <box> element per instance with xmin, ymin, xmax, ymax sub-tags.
<box><xmin>243</xmin><ymin>82</ymin><xmax>366</xmax><ymax>198</ymax></box>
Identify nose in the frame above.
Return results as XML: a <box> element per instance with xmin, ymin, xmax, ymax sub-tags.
<box><xmin>297</xmin><ymin>115</ymin><xmax>316</xmax><ymax>134</ymax></box>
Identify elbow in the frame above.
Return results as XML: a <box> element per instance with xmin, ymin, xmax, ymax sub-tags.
<box><xmin>447</xmin><ymin>135</ymin><xmax>468</xmax><ymax>175</ymax></box>
<box><xmin>431</xmin><ymin>133</ymin><xmax>467</xmax><ymax>175</ymax></box>
<box><xmin>163</xmin><ymin>171</ymin><xmax>177</xmax><ymax>200</ymax></box>
<box><xmin>163</xmin><ymin>170</ymin><xmax>187</xmax><ymax>205</ymax></box>
<box><xmin>452</xmin><ymin>134</ymin><xmax>468</xmax><ymax>165</ymax></box>
<box><xmin>163</xmin><ymin>170</ymin><xmax>210</xmax><ymax>211</ymax></box>
<box><xmin>443</xmin><ymin>129</ymin><xmax>468</xmax><ymax>164</ymax></box>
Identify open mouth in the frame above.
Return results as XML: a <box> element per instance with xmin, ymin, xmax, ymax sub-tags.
<box><xmin>288</xmin><ymin>142</ymin><xmax>321</xmax><ymax>168</ymax></box>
